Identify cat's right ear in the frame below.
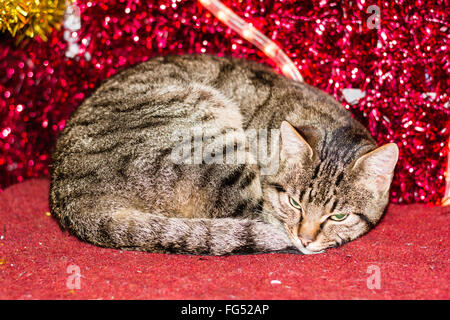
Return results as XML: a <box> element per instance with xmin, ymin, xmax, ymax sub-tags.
<box><xmin>353</xmin><ymin>143</ymin><xmax>399</xmax><ymax>194</ymax></box>
<box><xmin>280</xmin><ymin>121</ymin><xmax>314</xmax><ymax>162</ymax></box>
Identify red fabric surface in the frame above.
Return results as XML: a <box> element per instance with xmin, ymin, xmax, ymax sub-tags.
<box><xmin>0</xmin><ymin>179</ymin><xmax>448</xmax><ymax>300</ymax></box>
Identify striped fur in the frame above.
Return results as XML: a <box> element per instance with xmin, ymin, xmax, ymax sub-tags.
<box><xmin>50</xmin><ymin>54</ymin><xmax>398</xmax><ymax>255</ymax></box>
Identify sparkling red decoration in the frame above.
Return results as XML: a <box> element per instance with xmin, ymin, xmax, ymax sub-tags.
<box><xmin>0</xmin><ymin>0</ymin><xmax>448</xmax><ymax>204</ymax></box>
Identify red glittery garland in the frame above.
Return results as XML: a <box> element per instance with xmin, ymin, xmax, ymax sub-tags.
<box><xmin>0</xmin><ymin>0</ymin><xmax>448</xmax><ymax>204</ymax></box>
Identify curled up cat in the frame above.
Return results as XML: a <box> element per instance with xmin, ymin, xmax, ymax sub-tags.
<box><xmin>50</xmin><ymin>54</ymin><xmax>399</xmax><ymax>255</ymax></box>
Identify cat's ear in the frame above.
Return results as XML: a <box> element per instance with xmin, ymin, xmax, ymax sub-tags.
<box><xmin>280</xmin><ymin>121</ymin><xmax>314</xmax><ymax>162</ymax></box>
<box><xmin>353</xmin><ymin>143</ymin><xmax>399</xmax><ymax>194</ymax></box>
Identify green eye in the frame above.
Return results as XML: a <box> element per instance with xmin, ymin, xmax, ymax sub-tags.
<box><xmin>330</xmin><ymin>213</ymin><xmax>348</xmax><ymax>221</ymax></box>
<box><xmin>289</xmin><ymin>197</ymin><xmax>302</xmax><ymax>210</ymax></box>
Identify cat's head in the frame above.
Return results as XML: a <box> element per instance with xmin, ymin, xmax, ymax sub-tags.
<box><xmin>263</xmin><ymin>121</ymin><xmax>399</xmax><ymax>254</ymax></box>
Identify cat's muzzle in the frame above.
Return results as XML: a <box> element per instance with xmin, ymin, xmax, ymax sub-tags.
<box><xmin>284</xmin><ymin>224</ymin><xmax>325</xmax><ymax>255</ymax></box>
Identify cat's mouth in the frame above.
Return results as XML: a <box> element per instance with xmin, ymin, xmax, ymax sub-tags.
<box><xmin>284</xmin><ymin>224</ymin><xmax>325</xmax><ymax>255</ymax></box>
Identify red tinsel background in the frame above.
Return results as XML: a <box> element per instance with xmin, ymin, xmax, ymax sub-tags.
<box><xmin>0</xmin><ymin>0</ymin><xmax>448</xmax><ymax>204</ymax></box>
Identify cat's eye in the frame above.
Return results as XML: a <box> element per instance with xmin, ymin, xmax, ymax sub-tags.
<box><xmin>329</xmin><ymin>213</ymin><xmax>348</xmax><ymax>221</ymax></box>
<box><xmin>289</xmin><ymin>197</ymin><xmax>302</xmax><ymax>210</ymax></box>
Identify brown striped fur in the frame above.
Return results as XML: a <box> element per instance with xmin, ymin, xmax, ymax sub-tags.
<box><xmin>50</xmin><ymin>54</ymin><xmax>398</xmax><ymax>255</ymax></box>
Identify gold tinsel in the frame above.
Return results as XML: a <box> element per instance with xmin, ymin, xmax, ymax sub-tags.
<box><xmin>0</xmin><ymin>0</ymin><xmax>68</xmax><ymax>42</ymax></box>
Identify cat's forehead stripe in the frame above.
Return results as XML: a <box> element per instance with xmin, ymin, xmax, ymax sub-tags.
<box><xmin>335</xmin><ymin>172</ymin><xmax>344</xmax><ymax>186</ymax></box>
<box><xmin>330</xmin><ymin>200</ymin><xmax>338</xmax><ymax>213</ymax></box>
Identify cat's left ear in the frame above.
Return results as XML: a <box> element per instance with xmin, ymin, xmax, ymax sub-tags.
<box><xmin>280</xmin><ymin>121</ymin><xmax>314</xmax><ymax>162</ymax></box>
<box><xmin>353</xmin><ymin>143</ymin><xmax>399</xmax><ymax>194</ymax></box>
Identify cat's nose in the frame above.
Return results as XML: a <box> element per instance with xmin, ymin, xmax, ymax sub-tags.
<box><xmin>299</xmin><ymin>237</ymin><xmax>312</xmax><ymax>247</ymax></box>
<box><xmin>298</xmin><ymin>222</ymin><xmax>318</xmax><ymax>247</ymax></box>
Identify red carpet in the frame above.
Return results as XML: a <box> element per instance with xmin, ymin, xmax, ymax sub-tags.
<box><xmin>0</xmin><ymin>179</ymin><xmax>448</xmax><ymax>300</ymax></box>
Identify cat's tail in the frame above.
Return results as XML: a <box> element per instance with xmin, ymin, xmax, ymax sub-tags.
<box><xmin>64</xmin><ymin>209</ymin><xmax>299</xmax><ymax>255</ymax></box>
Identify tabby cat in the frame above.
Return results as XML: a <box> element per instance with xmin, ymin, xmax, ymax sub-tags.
<box><xmin>50</xmin><ymin>54</ymin><xmax>398</xmax><ymax>255</ymax></box>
